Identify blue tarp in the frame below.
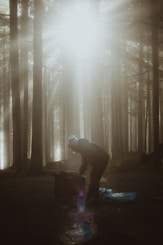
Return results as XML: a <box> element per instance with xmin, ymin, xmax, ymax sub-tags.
<box><xmin>99</xmin><ymin>188</ymin><xmax>137</xmax><ymax>202</ymax></box>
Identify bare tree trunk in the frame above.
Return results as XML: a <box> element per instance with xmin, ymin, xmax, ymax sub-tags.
<box><xmin>20</xmin><ymin>0</ymin><xmax>29</xmax><ymax>171</ymax></box>
<box><xmin>10</xmin><ymin>0</ymin><xmax>22</xmax><ymax>172</ymax></box>
<box><xmin>2</xmin><ymin>28</ymin><xmax>10</xmax><ymax>168</ymax></box>
<box><xmin>30</xmin><ymin>0</ymin><xmax>43</xmax><ymax>174</ymax></box>
<box><xmin>151</xmin><ymin>0</ymin><xmax>160</xmax><ymax>151</ymax></box>
<box><xmin>122</xmin><ymin>40</ymin><xmax>128</xmax><ymax>156</ymax></box>
<box><xmin>111</xmin><ymin>41</ymin><xmax>122</xmax><ymax>160</ymax></box>
<box><xmin>138</xmin><ymin>34</ymin><xmax>144</xmax><ymax>154</ymax></box>
<box><xmin>90</xmin><ymin>62</ymin><xmax>104</xmax><ymax>147</ymax></box>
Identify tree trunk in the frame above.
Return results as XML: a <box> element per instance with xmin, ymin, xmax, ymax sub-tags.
<box><xmin>90</xmin><ymin>61</ymin><xmax>104</xmax><ymax>147</ymax></box>
<box><xmin>10</xmin><ymin>0</ymin><xmax>22</xmax><ymax>172</ymax></box>
<box><xmin>138</xmin><ymin>34</ymin><xmax>144</xmax><ymax>154</ymax></box>
<box><xmin>20</xmin><ymin>0</ymin><xmax>29</xmax><ymax>171</ymax></box>
<box><xmin>111</xmin><ymin>41</ymin><xmax>122</xmax><ymax>160</ymax></box>
<box><xmin>2</xmin><ymin>29</ymin><xmax>10</xmax><ymax>169</ymax></box>
<box><xmin>151</xmin><ymin>0</ymin><xmax>159</xmax><ymax>151</ymax></box>
<box><xmin>30</xmin><ymin>0</ymin><xmax>43</xmax><ymax>174</ymax></box>
<box><xmin>121</xmin><ymin>40</ymin><xmax>128</xmax><ymax>156</ymax></box>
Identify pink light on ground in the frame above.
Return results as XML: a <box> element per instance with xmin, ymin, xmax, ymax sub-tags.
<box><xmin>61</xmin><ymin>187</ymin><xmax>96</xmax><ymax>244</ymax></box>
<box><xmin>76</xmin><ymin>187</ymin><xmax>86</xmax><ymax>212</ymax></box>
<box><xmin>69</xmin><ymin>208</ymin><xmax>95</xmax><ymax>223</ymax></box>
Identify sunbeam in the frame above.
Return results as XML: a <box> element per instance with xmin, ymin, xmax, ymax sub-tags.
<box><xmin>59</xmin><ymin>1</ymin><xmax>101</xmax><ymax>60</ymax></box>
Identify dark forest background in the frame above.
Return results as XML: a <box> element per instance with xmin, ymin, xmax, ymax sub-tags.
<box><xmin>0</xmin><ymin>0</ymin><xmax>163</xmax><ymax>174</ymax></box>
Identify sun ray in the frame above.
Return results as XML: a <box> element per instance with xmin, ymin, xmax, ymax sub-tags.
<box><xmin>59</xmin><ymin>1</ymin><xmax>101</xmax><ymax>60</ymax></box>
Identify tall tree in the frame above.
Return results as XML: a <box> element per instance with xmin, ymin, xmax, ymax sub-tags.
<box><xmin>111</xmin><ymin>40</ymin><xmax>123</xmax><ymax>160</ymax></box>
<box><xmin>151</xmin><ymin>0</ymin><xmax>159</xmax><ymax>151</ymax></box>
<box><xmin>138</xmin><ymin>32</ymin><xmax>144</xmax><ymax>154</ymax></box>
<box><xmin>121</xmin><ymin>40</ymin><xmax>129</xmax><ymax>156</ymax></box>
<box><xmin>90</xmin><ymin>61</ymin><xmax>104</xmax><ymax>147</ymax></box>
<box><xmin>20</xmin><ymin>0</ymin><xmax>29</xmax><ymax>171</ymax></box>
<box><xmin>30</xmin><ymin>0</ymin><xmax>43</xmax><ymax>174</ymax></box>
<box><xmin>10</xmin><ymin>0</ymin><xmax>22</xmax><ymax>172</ymax></box>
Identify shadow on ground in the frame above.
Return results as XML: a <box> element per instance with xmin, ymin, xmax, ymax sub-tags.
<box><xmin>0</xmin><ymin>164</ymin><xmax>163</xmax><ymax>244</ymax></box>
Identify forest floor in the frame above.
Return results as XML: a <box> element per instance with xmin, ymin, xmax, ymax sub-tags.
<box><xmin>0</xmin><ymin>161</ymin><xmax>163</xmax><ymax>245</ymax></box>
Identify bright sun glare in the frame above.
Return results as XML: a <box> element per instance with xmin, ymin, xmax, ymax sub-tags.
<box><xmin>61</xmin><ymin>2</ymin><xmax>100</xmax><ymax>59</ymax></box>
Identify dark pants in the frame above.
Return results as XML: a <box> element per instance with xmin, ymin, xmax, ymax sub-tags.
<box><xmin>87</xmin><ymin>160</ymin><xmax>108</xmax><ymax>203</ymax></box>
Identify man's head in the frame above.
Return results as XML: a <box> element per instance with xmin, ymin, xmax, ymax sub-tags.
<box><xmin>68</xmin><ymin>135</ymin><xmax>79</xmax><ymax>150</ymax></box>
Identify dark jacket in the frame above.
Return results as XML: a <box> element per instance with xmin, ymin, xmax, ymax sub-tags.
<box><xmin>70</xmin><ymin>138</ymin><xmax>109</xmax><ymax>175</ymax></box>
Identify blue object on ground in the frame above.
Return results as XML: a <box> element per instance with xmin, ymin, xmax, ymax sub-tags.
<box><xmin>99</xmin><ymin>188</ymin><xmax>137</xmax><ymax>202</ymax></box>
<box><xmin>105</xmin><ymin>191</ymin><xmax>137</xmax><ymax>201</ymax></box>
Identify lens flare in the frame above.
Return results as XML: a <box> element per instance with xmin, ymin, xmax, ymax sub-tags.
<box><xmin>69</xmin><ymin>208</ymin><xmax>95</xmax><ymax>223</ymax></box>
<box><xmin>66</xmin><ymin>221</ymin><xmax>96</xmax><ymax>244</ymax></box>
<box><xmin>60</xmin><ymin>181</ymin><xmax>96</xmax><ymax>244</ymax></box>
<box><xmin>76</xmin><ymin>188</ymin><xmax>86</xmax><ymax>212</ymax></box>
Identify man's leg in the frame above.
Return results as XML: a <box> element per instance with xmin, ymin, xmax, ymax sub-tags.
<box><xmin>87</xmin><ymin>161</ymin><xmax>108</xmax><ymax>203</ymax></box>
<box><xmin>87</xmin><ymin>170</ymin><xmax>100</xmax><ymax>203</ymax></box>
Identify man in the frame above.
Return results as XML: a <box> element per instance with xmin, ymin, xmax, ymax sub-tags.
<box><xmin>68</xmin><ymin>135</ymin><xmax>109</xmax><ymax>205</ymax></box>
